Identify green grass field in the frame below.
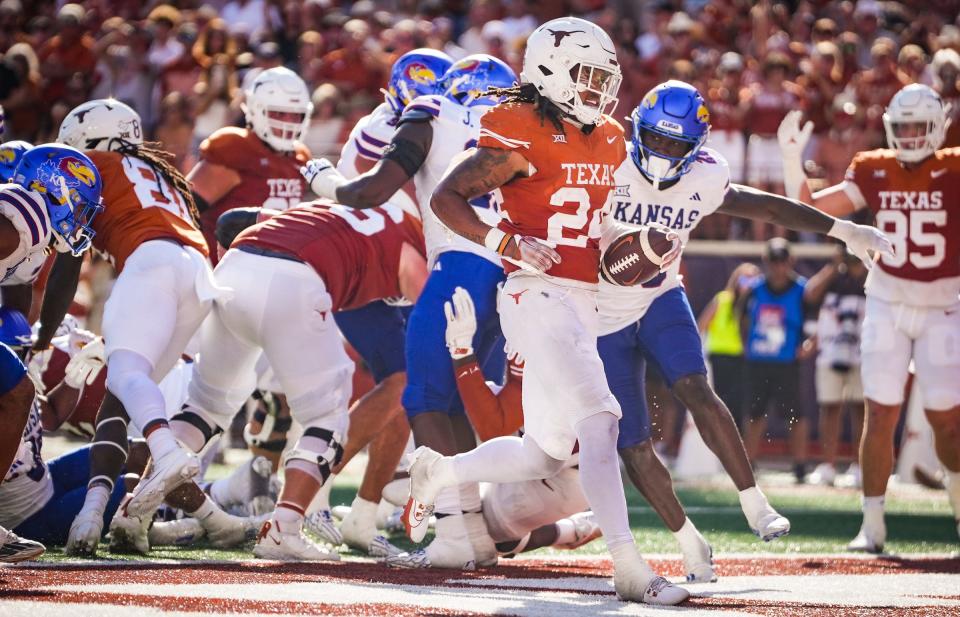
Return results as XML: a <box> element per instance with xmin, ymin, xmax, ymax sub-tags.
<box><xmin>33</xmin><ymin>465</ymin><xmax>958</xmax><ymax>564</ymax></box>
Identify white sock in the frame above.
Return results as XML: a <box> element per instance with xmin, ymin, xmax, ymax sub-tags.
<box><xmin>862</xmin><ymin>495</ymin><xmax>885</xmax><ymax>527</ymax></box>
<box><xmin>307</xmin><ymin>472</ymin><xmax>336</xmax><ymax>514</ymax></box>
<box><xmin>463</xmin><ymin>510</ymin><xmax>496</xmax><ymax>562</ymax></box>
<box><xmin>209</xmin><ymin>459</ymin><xmax>255</xmax><ymax>509</ymax></box>
<box><xmin>672</xmin><ymin>518</ymin><xmax>706</xmax><ymax>556</ymax></box>
<box><xmin>944</xmin><ymin>470</ymin><xmax>960</xmax><ymax>518</ymax></box>
<box><xmin>574</xmin><ymin>412</ymin><xmax>634</xmax><ymax>549</ymax></box>
<box><xmin>83</xmin><ymin>484</ymin><xmax>111</xmax><ymax>515</ymax></box>
<box><xmin>738</xmin><ymin>485</ymin><xmax>768</xmax><ymax>521</ymax></box>
<box><xmin>451</xmin><ymin>435</ymin><xmax>564</xmax><ymax>485</ymax></box>
<box><xmin>553</xmin><ymin>517</ymin><xmax>579</xmax><ymax>546</ymax></box>
<box><xmin>459</xmin><ymin>482</ymin><xmax>482</xmax><ymax>513</ymax></box>
<box><xmin>434</xmin><ymin>486</ymin><xmax>461</xmax><ymax>516</ymax></box>
<box><xmin>610</xmin><ymin>542</ymin><xmax>655</xmax><ymax>582</ymax></box>
<box><xmin>145</xmin><ymin>427</ymin><xmax>180</xmax><ymax>460</ymax></box>
<box><xmin>433</xmin><ymin>512</ymin><xmax>470</xmax><ymax>546</ymax></box>
<box><xmin>347</xmin><ymin>495</ymin><xmax>377</xmax><ymax>527</ymax></box>
<box><xmin>273</xmin><ymin>503</ymin><xmax>304</xmax><ymax>529</ymax></box>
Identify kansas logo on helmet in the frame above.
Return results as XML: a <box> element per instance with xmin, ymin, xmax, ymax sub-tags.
<box><xmin>643</xmin><ymin>91</ymin><xmax>659</xmax><ymax>109</ymax></box>
<box><xmin>696</xmin><ymin>104</ymin><xmax>710</xmax><ymax>124</ymax></box>
<box><xmin>59</xmin><ymin>157</ymin><xmax>98</xmax><ymax>187</ymax></box>
<box><xmin>0</xmin><ymin>148</ymin><xmax>16</xmax><ymax>163</ymax></box>
<box><xmin>405</xmin><ymin>63</ymin><xmax>437</xmax><ymax>85</ymax></box>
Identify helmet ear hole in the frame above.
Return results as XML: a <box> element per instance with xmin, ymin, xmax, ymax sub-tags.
<box><xmin>538</xmin><ymin>65</ymin><xmax>553</xmax><ymax>76</ymax></box>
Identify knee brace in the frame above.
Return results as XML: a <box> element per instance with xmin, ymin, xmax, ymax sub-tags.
<box><xmin>282</xmin><ymin>426</ymin><xmax>345</xmax><ymax>485</ymax></box>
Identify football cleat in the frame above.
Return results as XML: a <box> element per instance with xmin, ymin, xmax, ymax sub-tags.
<box><xmin>109</xmin><ymin>505</ymin><xmax>151</xmax><ymax>555</ymax></box>
<box><xmin>615</xmin><ymin>571</ymin><xmax>690</xmax><ymax>605</ymax></box>
<box><xmin>368</xmin><ymin>534</ymin><xmax>403</xmax><ymax>558</ymax></box>
<box><xmin>403</xmin><ymin>446</ymin><xmax>444</xmax><ymax>542</ymax></box>
<box><xmin>0</xmin><ymin>526</ymin><xmax>45</xmax><ymax>563</ymax></box>
<box><xmin>304</xmin><ymin>509</ymin><xmax>343</xmax><ymax>546</ymax></box>
<box><xmin>554</xmin><ymin>511</ymin><xmax>603</xmax><ymax>550</ymax></box>
<box><xmin>148</xmin><ymin>517</ymin><xmax>205</xmax><ymax>546</ymax></box>
<box><xmin>253</xmin><ymin>520</ymin><xmax>340</xmax><ymax>561</ymax></box>
<box><xmin>847</xmin><ymin>525</ymin><xmax>885</xmax><ymax>554</ymax></box>
<box><xmin>205</xmin><ymin>512</ymin><xmax>263</xmax><ymax>548</ymax></box>
<box><xmin>683</xmin><ymin>542</ymin><xmax>717</xmax><ymax>583</ymax></box>
<box><xmin>126</xmin><ymin>448</ymin><xmax>200</xmax><ymax>519</ymax></box>
<box><xmin>386</xmin><ymin>529</ymin><xmax>478</xmax><ymax>570</ymax></box>
<box><xmin>747</xmin><ymin>504</ymin><xmax>791</xmax><ymax>542</ymax></box>
<box><xmin>385</xmin><ymin>548</ymin><xmax>435</xmax><ymax>569</ymax></box>
<box><xmin>808</xmin><ymin>462</ymin><xmax>837</xmax><ymax>487</ymax></box>
<box><xmin>65</xmin><ymin>508</ymin><xmax>105</xmax><ymax>556</ymax></box>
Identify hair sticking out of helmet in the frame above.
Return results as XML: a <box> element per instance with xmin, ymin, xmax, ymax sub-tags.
<box><xmin>883</xmin><ymin>83</ymin><xmax>948</xmax><ymax>164</ymax></box>
<box><xmin>519</xmin><ymin>17</ymin><xmax>622</xmax><ymax>126</ymax></box>
<box><xmin>439</xmin><ymin>54</ymin><xmax>517</xmax><ymax>107</ymax></box>
<box><xmin>0</xmin><ymin>140</ymin><xmax>32</xmax><ymax>183</ymax></box>
<box><xmin>385</xmin><ymin>48</ymin><xmax>454</xmax><ymax>114</ymax></box>
<box><xmin>630</xmin><ymin>80</ymin><xmax>710</xmax><ymax>189</ymax></box>
<box><xmin>244</xmin><ymin>67</ymin><xmax>313</xmax><ymax>152</ymax></box>
<box><xmin>12</xmin><ymin>143</ymin><xmax>103</xmax><ymax>256</ymax></box>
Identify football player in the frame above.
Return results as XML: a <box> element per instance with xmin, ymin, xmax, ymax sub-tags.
<box><xmin>408</xmin><ymin>18</ymin><xmax>688</xmax><ymax>605</ymax></box>
<box><xmin>595</xmin><ymin>81</ymin><xmax>890</xmax><ymax>574</ymax></box>
<box><xmin>312</xmin><ymin>48</ymin><xmax>452</xmax><ymax>554</ymax></box>
<box><xmin>188</xmin><ymin>67</ymin><xmax>312</xmax><ymax>263</ymax></box>
<box><xmin>779</xmin><ymin>83</ymin><xmax>960</xmax><ymax>551</ymax></box>
<box><xmin>302</xmin><ymin>54</ymin><xmax>517</xmax><ymax>569</ymax></box>
<box><xmin>154</xmin><ymin>201</ymin><xmax>426</xmax><ymax>561</ymax></box>
<box><xmin>34</xmin><ymin>99</ymin><xmax>221</xmax><ymax>555</ymax></box>
<box><xmin>0</xmin><ymin>141</ymin><xmax>31</xmax><ymax>182</ymax></box>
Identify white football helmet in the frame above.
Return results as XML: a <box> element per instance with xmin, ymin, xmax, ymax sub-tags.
<box><xmin>243</xmin><ymin>67</ymin><xmax>313</xmax><ymax>152</ymax></box>
<box><xmin>882</xmin><ymin>84</ymin><xmax>949</xmax><ymax>163</ymax></box>
<box><xmin>58</xmin><ymin>99</ymin><xmax>143</xmax><ymax>152</ymax></box>
<box><xmin>520</xmin><ymin>17</ymin><xmax>622</xmax><ymax>126</ymax></box>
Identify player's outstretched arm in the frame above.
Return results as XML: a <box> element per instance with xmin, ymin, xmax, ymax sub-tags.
<box><xmin>432</xmin><ymin>146</ymin><xmax>560</xmax><ymax>271</ymax></box>
<box><xmin>302</xmin><ymin>121</ymin><xmax>433</xmax><ymax>209</ymax></box>
<box><xmin>32</xmin><ymin>252</ymin><xmax>83</xmax><ymax>352</ymax></box>
<box><xmin>186</xmin><ymin>160</ymin><xmax>241</xmax><ymax>212</ymax></box>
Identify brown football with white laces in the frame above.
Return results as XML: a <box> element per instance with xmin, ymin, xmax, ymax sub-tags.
<box><xmin>600</xmin><ymin>226</ymin><xmax>675</xmax><ymax>286</ymax></box>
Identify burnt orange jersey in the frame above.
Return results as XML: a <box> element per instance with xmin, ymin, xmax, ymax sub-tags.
<box><xmin>844</xmin><ymin>147</ymin><xmax>960</xmax><ymax>285</ymax></box>
<box><xmin>87</xmin><ymin>151</ymin><xmax>208</xmax><ymax>272</ymax></box>
<box><xmin>478</xmin><ymin>102</ymin><xmax>626</xmax><ymax>284</ymax></box>
<box><xmin>197</xmin><ymin>127</ymin><xmax>310</xmax><ymax>261</ymax></box>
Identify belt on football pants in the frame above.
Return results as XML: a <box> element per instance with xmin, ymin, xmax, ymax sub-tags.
<box><xmin>236</xmin><ymin>244</ymin><xmax>304</xmax><ymax>264</ymax></box>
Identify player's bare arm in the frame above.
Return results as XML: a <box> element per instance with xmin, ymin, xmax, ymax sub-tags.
<box><xmin>304</xmin><ymin>121</ymin><xmax>433</xmax><ymax>209</ymax></box>
<box><xmin>1</xmin><ymin>283</ymin><xmax>33</xmax><ymax>319</ymax></box>
<box><xmin>433</xmin><ymin>146</ymin><xmax>560</xmax><ymax>270</ymax></box>
<box><xmin>33</xmin><ymin>252</ymin><xmax>83</xmax><ymax>351</ymax></box>
<box><xmin>186</xmin><ymin>160</ymin><xmax>242</xmax><ymax>212</ymax></box>
<box><xmin>719</xmin><ymin>184</ymin><xmax>836</xmax><ymax>234</ymax></box>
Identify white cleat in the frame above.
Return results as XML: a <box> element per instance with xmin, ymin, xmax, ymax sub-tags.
<box><xmin>0</xmin><ymin>526</ymin><xmax>45</xmax><ymax>563</ymax></box>
<box><xmin>846</xmin><ymin>463</ymin><xmax>862</xmax><ymax>489</ymax></box>
<box><xmin>615</xmin><ymin>573</ymin><xmax>690</xmax><ymax>605</ymax></box>
<box><xmin>748</xmin><ymin>504</ymin><xmax>791</xmax><ymax>542</ymax></box>
<box><xmin>341</xmin><ymin>505</ymin><xmax>390</xmax><ymax>555</ymax></box>
<box><xmin>148</xmin><ymin>518</ymin><xmax>206</xmax><ymax>546</ymax></box>
<box><xmin>109</xmin><ymin>506</ymin><xmax>151</xmax><ymax>554</ymax></box>
<box><xmin>65</xmin><ymin>508</ymin><xmax>105</xmax><ymax>556</ymax></box>
<box><xmin>847</xmin><ymin>525</ymin><xmax>886</xmax><ymax>554</ymax></box>
<box><xmin>126</xmin><ymin>448</ymin><xmax>200</xmax><ymax>519</ymax></box>
<box><xmin>555</xmin><ymin>512</ymin><xmax>603</xmax><ymax>550</ymax></box>
<box><xmin>683</xmin><ymin>541</ymin><xmax>717</xmax><ymax>583</ymax></box>
<box><xmin>808</xmin><ymin>462</ymin><xmax>837</xmax><ymax>487</ymax></box>
<box><xmin>253</xmin><ymin>520</ymin><xmax>340</xmax><ymax>561</ymax></box>
<box><xmin>368</xmin><ymin>535</ymin><xmax>403</xmax><ymax>558</ymax></box>
<box><xmin>386</xmin><ymin>532</ymin><xmax>477</xmax><ymax>570</ymax></box>
<box><xmin>205</xmin><ymin>513</ymin><xmax>262</xmax><ymax>548</ymax></box>
<box><xmin>403</xmin><ymin>446</ymin><xmax>444</xmax><ymax>542</ymax></box>
<box><xmin>304</xmin><ymin>509</ymin><xmax>342</xmax><ymax>546</ymax></box>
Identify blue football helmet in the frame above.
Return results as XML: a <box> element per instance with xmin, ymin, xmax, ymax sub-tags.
<box><xmin>385</xmin><ymin>48</ymin><xmax>454</xmax><ymax>114</ymax></box>
<box><xmin>13</xmin><ymin>143</ymin><xmax>103</xmax><ymax>256</ymax></box>
<box><xmin>0</xmin><ymin>141</ymin><xmax>31</xmax><ymax>183</ymax></box>
<box><xmin>440</xmin><ymin>54</ymin><xmax>517</xmax><ymax>107</ymax></box>
<box><xmin>631</xmin><ymin>80</ymin><xmax>710</xmax><ymax>188</ymax></box>
<box><xmin>0</xmin><ymin>307</ymin><xmax>33</xmax><ymax>357</ymax></box>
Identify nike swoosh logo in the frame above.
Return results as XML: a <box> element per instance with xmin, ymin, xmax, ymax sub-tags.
<box><xmin>607</xmin><ymin>136</ymin><xmax>617</xmax><ymax>144</ymax></box>
<box><xmin>931</xmin><ymin>169</ymin><xmax>947</xmax><ymax>178</ymax></box>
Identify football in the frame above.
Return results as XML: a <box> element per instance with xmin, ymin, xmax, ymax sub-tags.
<box><xmin>600</xmin><ymin>226</ymin><xmax>677</xmax><ymax>286</ymax></box>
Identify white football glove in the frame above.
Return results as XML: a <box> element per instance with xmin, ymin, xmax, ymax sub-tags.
<box><xmin>63</xmin><ymin>336</ymin><xmax>105</xmax><ymax>390</ymax></box>
<box><xmin>505</xmin><ymin>342</ymin><xmax>525</xmax><ymax>379</ymax></box>
<box><xmin>828</xmin><ymin>219</ymin><xmax>894</xmax><ymax>269</ymax></box>
<box><xmin>300</xmin><ymin>158</ymin><xmax>346</xmax><ymax>200</ymax></box>
<box><xmin>515</xmin><ymin>235</ymin><xmax>562</xmax><ymax>272</ymax></box>
<box><xmin>28</xmin><ymin>346</ymin><xmax>53</xmax><ymax>385</ymax></box>
<box><xmin>777</xmin><ymin>110</ymin><xmax>813</xmax><ymax>200</ymax></box>
<box><xmin>444</xmin><ymin>286</ymin><xmax>477</xmax><ymax>360</ymax></box>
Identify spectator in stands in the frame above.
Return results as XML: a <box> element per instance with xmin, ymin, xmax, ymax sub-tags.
<box><xmin>297</xmin><ymin>30</ymin><xmax>326</xmax><ymax>89</ymax></box>
<box><xmin>459</xmin><ymin>0</ymin><xmax>498</xmax><ymax>55</ymax></box>
<box><xmin>38</xmin><ymin>4</ymin><xmax>96</xmax><ymax>103</ymax></box>
<box><xmin>146</xmin><ymin>5</ymin><xmax>185</xmax><ymax>75</ymax></box>
<box><xmin>699</xmin><ymin>263</ymin><xmax>761</xmax><ymax>429</ymax></box>
<box><xmin>896</xmin><ymin>44</ymin><xmax>928</xmax><ymax>86</ymax></box>
<box><xmin>317</xmin><ymin>19</ymin><xmax>384</xmax><ymax>102</ymax></box>
<box><xmin>931</xmin><ymin>49</ymin><xmax>960</xmax><ymax>147</ymax></box>
<box><xmin>154</xmin><ymin>91</ymin><xmax>195</xmax><ymax>173</ymax></box>
<box><xmin>814</xmin><ymin>99</ymin><xmax>870</xmax><ymax>185</ymax></box>
<box><xmin>191</xmin><ymin>30</ymin><xmax>239</xmax><ymax>150</ymax></box>
<box><xmin>850</xmin><ymin>38</ymin><xmax>909</xmax><ymax>147</ymax></box>
<box><xmin>705</xmin><ymin>52</ymin><xmax>747</xmax><ymax>184</ymax></box>
<box><xmin>303</xmin><ymin>83</ymin><xmax>345</xmax><ymax>161</ymax></box>
<box><xmin>0</xmin><ymin>43</ymin><xmax>42</xmax><ymax>141</ymax></box>
<box><xmin>221</xmin><ymin>0</ymin><xmax>280</xmax><ymax>42</ymax></box>
<box><xmin>803</xmin><ymin>246</ymin><xmax>867</xmax><ymax>487</ymax></box>
<box><xmin>739</xmin><ymin>239</ymin><xmax>811</xmax><ymax>483</ymax></box>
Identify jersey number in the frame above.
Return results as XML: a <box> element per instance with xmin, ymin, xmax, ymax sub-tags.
<box><xmin>328</xmin><ymin>204</ymin><xmax>404</xmax><ymax>236</ymax></box>
<box><xmin>122</xmin><ymin>157</ymin><xmax>192</xmax><ymax>221</ymax></box>
<box><xmin>546</xmin><ymin>187</ymin><xmax>604</xmax><ymax>247</ymax></box>
<box><xmin>874</xmin><ymin>210</ymin><xmax>946</xmax><ymax>269</ymax></box>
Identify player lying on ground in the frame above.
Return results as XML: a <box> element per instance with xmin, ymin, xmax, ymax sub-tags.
<box><xmin>779</xmin><ymin>83</ymin><xmax>960</xmax><ymax>552</ymax></box>
<box><xmin>302</xmin><ymin>54</ymin><xmax>518</xmax><ymax>570</ymax></box>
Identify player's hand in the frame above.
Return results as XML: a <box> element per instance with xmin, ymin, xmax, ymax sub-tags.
<box><xmin>444</xmin><ymin>287</ymin><xmax>477</xmax><ymax>359</ymax></box>
<box><xmin>829</xmin><ymin>219</ymin><xmax>894</xmax><ymax>269</ymax></box>
<box><xmin>650</xmin><ymin>223</ymin><xmax>683</xmax><ymax>272</ymax></box>
<box><xmin>63</xmin><ymin>336</ymin><xmax>105</xmax><ymax>390</ymax></box>
<box><xmin>503</xmin><ymin>235</ymin><xmax>562</xmax><ymax>272</ymax></box>
<box><xmin>505</xmin><ymin>342</ymin><xmax>524</xmax><ymax>379</ymax></box>
<box><xmin>300</xmin><ymin>158</ymin><xmax>345</xmax><ymax>200</ymax></box>
<box><xmin>777</xmin><ymin>110</ymin><xmax>813</xmax><ymax>160</ymax></box>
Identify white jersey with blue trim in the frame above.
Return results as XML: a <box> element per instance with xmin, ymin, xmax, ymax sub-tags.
<box><xmin>0</xmin><ymin>183</ymin><xmax>52</xmax><ymax>286</ymax></box>
<box><xmin>0</xmin><ymin>399</ymin><xmax>53</xmax><ymax>529</ymax></box>
<box><xmin>336</xmin><ymin>102</ymin><xmax>419</xmax><ymax>219</ymax></box>
<box><xmin>598</xmin><ymin>146</ymin><xmax>731</xmax><ymax>335</ymax></box>
<box><xmin>404</xmin><ymin>95</ymin><xmax>502</xmax><ymax>267</ymax></box>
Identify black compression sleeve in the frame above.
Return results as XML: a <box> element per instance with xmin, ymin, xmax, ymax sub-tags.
<box><xmin>381</xmin><ymin>138</ymin><xmax>427</xmax><ymax>178</ymax></box>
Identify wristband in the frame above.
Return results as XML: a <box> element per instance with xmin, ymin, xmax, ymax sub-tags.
<box><xmin>827</xmin><ymin>218</ymin><xmax>853</xmax><ymax>241</ymax></box>
<box><xmin>311</xmin><ymin>170</ymin><xmax>347</xmax><ymax>200</ymax></box>
<box><xmin>483</xmin><ymin>228</ymin><xmax>515</xmax><ymax>255</ymax></box>
<box><xmin>448</xmin><ymin>344</ymin><xmax>474</xmax><ymax>360</ymax></box>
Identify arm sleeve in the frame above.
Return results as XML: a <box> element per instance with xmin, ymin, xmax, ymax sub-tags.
<box><xmin>454</xmin><ymin>360</ymin><xmax>523</xmax><ymax>441</ymax></box>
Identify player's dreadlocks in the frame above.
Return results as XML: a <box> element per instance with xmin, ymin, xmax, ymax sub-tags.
<box><xmin>113</xmin><ymin>140</ymin><xmax>201</xmax><ymax>227</ymax></box>
<box><xmin>485</xmin><ymin>83</ymin><xmax>595</xmax><ymax>135</ymax></box>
